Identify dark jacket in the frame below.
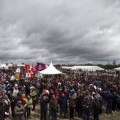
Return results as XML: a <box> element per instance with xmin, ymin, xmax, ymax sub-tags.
<box><xmin>0</xmin><ymin>102</ymin><xmax>5</xmax><ymax>120</ymax></box>
<box><xmin>50</xmin><ymin>98</ymin><xmax>58</xmax><ymax>110</ymax></box>
<box><xmin>40</xmin><ymin>94</ymin><xmax>49</xmax><ymax>111</ymax></box>
<box><xmin>59</xmin><ymin>95</ymin><xmax>67</xmax><ymax>108</ymax></box>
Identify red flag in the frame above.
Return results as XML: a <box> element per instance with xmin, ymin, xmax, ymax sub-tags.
<box><xmin>24</xmin><ymin>64</ymin><xmax>31</xmax><ymax>73</ymax></box>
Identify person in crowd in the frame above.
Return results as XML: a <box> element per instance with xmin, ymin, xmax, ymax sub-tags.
<box><xmin>50</xmin><ymin>94</ymin><xmax>58</xmax><ymax>120</ymax></box>
<box><xmin>69</xmin><ymin>89</ymin><xmax>77</xmax><ymax>119</ymax></box>
<box><xmin>58</xmin><ymin>92</ymin><xmax>68</xmax><ymax>118</ymax></box>
<box><xmin>13</xmin><ymin>84</ymin><xmax>19</xmax><ymax>97</ymax></box>
<box><xmin>30</xmin><ymin>86</ymin><xmax>37</xmax><ymax>111</ymax></box>
<box><xmin>3</xmin><ymin>95</ymin><xmax>11</xmax><ymax>119</ymax></box>
<box><xmin>112</xmin><ymin>92</ymin><xmax>117</xmax><ymax>112</ymax></box>
<box><xmin>21</xmin><ymin>94</ymin><xmax>28</xmax><ymax>120</ymax></box>
<box><xmin>0</xmin><ymin>100</ymin><xmax>5</xmax><ymax>120</ymax></box>
<box><xmin>14</xmin><ymin>101</ymin><xmax>25</xmax><ymax>120</ymax></box>
<box><xmin>76</xmin><ymin>91</ymin><xmax>84</xmax><ymax>117</ymax></box>
<box><xmin>92</xmin><ymin>96</ymin><xmax>100</xmax><ymax>120</ymax></box>
<box><xmin>40</xmin><ymin>90</ymin><xmax>49</xmax><ymax>120</ymax></box>
<box><xmin>82</xmin><ymin>97</ymin><xmax>90</xmax><ymax>120</ymax></box>
<box><xmin>106</xmin><ymin>91</ymin><xmax>113</xmax><ymax>113</ymax></box>
<box><xmin>27</xmin><ymin>95</ymin><xmax>33</xmax><ymax>119</ymax></box>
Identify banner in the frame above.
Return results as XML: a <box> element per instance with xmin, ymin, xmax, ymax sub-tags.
<box><xmin>26</xmin><ymin>73</ymin><xmax>31</xmax><ymax>78</ymax></box>
<box><xmin>36</xmin><ymin>63</ymin><xmax>46</xmax><ymax>71</ymax></box>
<box><xmin>24</xmin><ymin>64</ymin><xmax>31</xmax><ymax>73</ymax></box>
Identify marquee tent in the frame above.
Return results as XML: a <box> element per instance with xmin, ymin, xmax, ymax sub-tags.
<box><xmin>40</xmin><ymin>62</ymin><xmax>62</xmax><ymax>74</ymax></box>
<box><xmin>0</xmin><ymin>64</ymin><xmax>8</xmax><ymax>69</ymax></box>
<box><xmin>114</xmin><ymin>67</ymin><xmax>120</xmax><ymax>71</ymax></box>
<box><xmin>72</xmin><ymin>66</ymin><xmax>104</xmax><ymax>71</ymax></box>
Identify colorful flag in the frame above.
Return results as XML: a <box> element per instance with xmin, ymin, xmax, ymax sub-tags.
<box><xmin>24</xmin><ymin>64</ymin><xmax>31</xmax><ymax>73</ymax></box>
<box><xmin>36</xmin><ymin>63</ymin><xmax>46</xmax><ymax>71</ymax></box>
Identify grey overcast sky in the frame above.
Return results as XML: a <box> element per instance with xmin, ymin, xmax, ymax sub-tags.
<box><xmin>0</xmin><ymin>0</ymin><xmax>120</xmax><ymax>64</ymax></box>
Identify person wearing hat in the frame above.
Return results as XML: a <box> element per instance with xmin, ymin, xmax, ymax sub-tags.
<box><xmin>14</xmin><ymin>101</ymin><xmax>25</xmax><ymax>120</ymax></box>
<box><xmin>69</xmin><ymin>89</ymin><xmax>77</xmax><ymax>119</ymax></box>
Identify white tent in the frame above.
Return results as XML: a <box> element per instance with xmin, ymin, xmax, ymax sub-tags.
<box><xmin>40</xmin><ymin>62</ymin><xmax>62</xmax><ymax>74</ymax></box>
<box><xmin>114</xmin><ymin>67</ymin><xmax>120</xmax><ymax>71</ymax></box>
<box><xmin>72</xmin><ymin>66</ymin><xmax>104</xmax><ymax>71</ymax></box>
<box><xmin>0</xmin><ymin>63</ymin><xmax>8</xmax><ymax>69</ymax></box>
<box><xmin>15</xmin><ymin>68</ymin><xmax>21</xmax><ymax>73</ymax></box>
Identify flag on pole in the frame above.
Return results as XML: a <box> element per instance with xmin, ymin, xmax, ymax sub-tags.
<box><xmin>36</xmin><ymin>63</ymin><xmax>46</xmax><ymax>71</ymax></box>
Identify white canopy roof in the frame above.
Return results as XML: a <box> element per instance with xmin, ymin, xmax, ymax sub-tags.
<box><xmin>114</xmin><ymin>67</ymin><xmax>120</xmax><ymax>71</ymax></box>
<box><xmin>72</xmin><ymin>66</ymin><xmax>104</xmax><ymax>71</ymax></box>
<box><xmin>40</xmin><ymin>62</ymin><xmax>62</xmax><ymax>74</ymax></box>
<box><xmin>0</xmin><ymin>63</ymin><xmax>8</xmax><ymax>69</ymax></box>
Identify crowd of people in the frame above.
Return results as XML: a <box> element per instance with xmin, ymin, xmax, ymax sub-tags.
<box><xmin>0</xmin><ymin>67</ymin><xmax>120</xmax><ymax>120</ymax></box>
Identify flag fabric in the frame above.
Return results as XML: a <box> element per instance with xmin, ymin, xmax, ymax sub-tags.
<box><xmin>26</xmin><ymin>73</ymin><xmax>31</xmax><ymax>78</ymax></box>
<box><xmin>24</xmin><ymin>64</ymin><xmax>36</xmax><ymax>78</ymax></box>
<box><xmin>24</xmin><ymin>64</ymin><xmax>31</xmax><ymax>73</ymax></box>
<box><xmin>24</xmin><ymin>64</ymin><xmax>31</xmax><ymax>78</ymax></box>
<box><xmin>36</xmin><ymin>63</ymin><xmax>46</xmax><ymax>71</ymax></box>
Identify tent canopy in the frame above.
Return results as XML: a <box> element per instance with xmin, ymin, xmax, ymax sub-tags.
<box><xmin>114</xmin><ymin>67</ymin><xmax>120</xmax><ymax>71</ymax></box>
<box><xmin>0</xmin><ymin>63</ymin><xmax>8</xmax><ymax>69</ymax></box>
<box><xmin>40</xmin><ymin>62</ymin><xmax>62</xmax><ymax>74</ymax></box>
<box><xmin>72</xmin><ymin>66</ymin><xmax>104</xmax><ymax>71</ymax></box>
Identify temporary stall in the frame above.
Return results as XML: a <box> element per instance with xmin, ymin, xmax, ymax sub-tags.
<box><xmin>40</xmin><ymin>62</ymin><xmax>62</xmax><ymax>74</ymax></box>
<box><xmin>0</xmin><ymin>64</ymin><xmax>8</xmax><ymax>69</ymax></box>
<box><xmin>114</xmin><ymin>67</ymin><xmax>120</xmax><ymax>71</ymax></box>
<box><xmin>72</xmin><ymin>66</ymin><xmax>104</xmax><ymax>71</ymax></box>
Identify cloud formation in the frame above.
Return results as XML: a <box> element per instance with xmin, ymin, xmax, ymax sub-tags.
<box><xmin>0</xmin><ymin>0</ymin><xmax>120</xmax><ymax>64</ymax></box>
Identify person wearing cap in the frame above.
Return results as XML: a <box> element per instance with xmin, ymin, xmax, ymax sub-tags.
<box><xmin>14</xmin><ymin>101</ymin><xmax>25</xmax><ymax>120</ymax></box>
<box><xmin>69</xmin><ymin>89</ymin><xmax>77</xmax><ymax>119</ymax></box>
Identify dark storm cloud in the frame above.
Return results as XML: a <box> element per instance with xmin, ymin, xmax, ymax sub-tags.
<box><xmin>0</xmin><ymin>0</ymin><xmax>120</xmax><ymax>64</ymax></box>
